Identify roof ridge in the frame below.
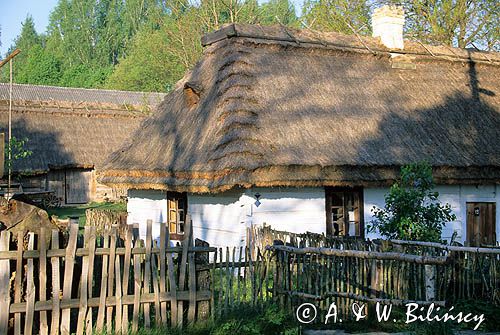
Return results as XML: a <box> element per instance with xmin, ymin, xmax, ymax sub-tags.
<box><xmin>0</xmin><ymin>82</ymin><xmax>165</xmax><ymax>96</ymax></box>
<box><xmin>201</xmin><ymin>23</ymin><xmax>500</xmax><ymax>65</ymax></box>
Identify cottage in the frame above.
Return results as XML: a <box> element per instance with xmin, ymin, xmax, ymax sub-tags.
<box><xmin>99</xmin><ymin>7</ymin><xmax>500</xmax><ymax>247</ymax></box>
<box><xmin>0</xmin><ymin>83</ymin><xmax>165</xmax><ymax>204</ymax></box>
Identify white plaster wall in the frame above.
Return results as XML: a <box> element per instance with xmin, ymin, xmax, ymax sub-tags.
<box><xmin>127</xmin><ymin>189</ymin><xmax>168</xmax><ymax>241</ymax></box>
<box><xmin>364</xmin><ymin>184</ymin><xmax>499</xmax><ymax>244</ymax></box>
<box><xmin>189</xmin><ymin>187</ymin><xmax>326</xmax><ymax>249</ymax></box>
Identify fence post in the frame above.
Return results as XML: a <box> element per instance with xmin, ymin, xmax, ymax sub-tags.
<box><xmin>0</xmin><ymin>231</ymin><xmax>11</xmax><ymax>335</ymax></box>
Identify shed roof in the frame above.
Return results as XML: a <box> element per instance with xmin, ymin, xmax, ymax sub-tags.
<box><xmin>0</xmin><ymin>83</ymin><xmax>166</xmax><ymax>173</ymax></box>
<box><xmin>100</xmin><ymin>24</ymin><xmax>500</xmax><ymax>193</ymax></box>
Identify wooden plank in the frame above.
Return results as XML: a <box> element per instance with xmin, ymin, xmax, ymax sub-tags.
<box><xmin>166</xmin><ymin>226</ymin><xmax>178</xmax><ymax>327</ymax></box>
<box><xmin>85</xmin><ymin>227</ymin><xmax>96</xmax><ymax>333</ymax></box>
<box><xmin>8</xmin><ymin>289</ymin><xmax>213</xmax><ymax>313</ymax></box>
<box><xmin>50</xmin><ymin>231</ymin><xmax>61</xmax><ymax>335</ymax></box>
<box><xmin>121</xmin><ymin>228</ymin><xmax>133</xmax><ymax>334</ymax></box>
<box><xmin>0</xmin><ymin>231</ymin><xmax>11</xmax><ymax>335</ymax></box>
<box><xmin>14</xmin><ymin>231</ymin><xmax>23</xmax><ymax>335</ymax></box>
<box><xmin>177</xmin><ymin>214</ymin><xmax>192</xmax><ymax>327</ymax></box>
<box><xmin>76</xmin><ymin>228</ymin><xmax>91</xmax><ymax>335</ymax></box>
<box><xmin>115</xmin><ymin>235</ymin><xmax>123</xmax><ymax>333</ymax></box>
<box><xmin>188</xmin><ymin>218</ymin><xmax>196</xmax><ymax>323</ymax></box>
<box><xmin>0</xmin><ymin>245</ymin><xmax>217</xmax><ymax>260</ymax></box>
<box><xmin>132</xmin><ymin>237</ymin><xmax>141</xmax><ymax>332</ymax></box>
<box><xmin>39</xmin><ymin>228</ymin><xmax>49</xmax><ymax>335</ymax></box>
<box><xmin>96</xmin><ymin>230</ymin><xmax>110</xmax><ymax>331</ymax></box>
<box><xmin>159</xmin><ymin>222</ymin><xmax>167</xmax><ymax>324</ymax></box>
<box><xmin>25</xmin><ymin>233</ymin><xmax>35</xmax><ymax>335</ymax></box>
<box><xmin>144</xmin><ymin>220</ymin><xmax>153</xmax><ymax>328</ymax></box>
<box><xmin>60</xmin><ymin>223</ymin><xmax>78</xmax><ymax>335</ymax></box>
<box><xmin>150</xmin><ymin>242</ymin><xmax>161</xmax><ymax>326</ymax></box>
<box><xmin>106</xmin><ymin>228</ymin><xmax>117</xmax><ymax>333</ymax></box>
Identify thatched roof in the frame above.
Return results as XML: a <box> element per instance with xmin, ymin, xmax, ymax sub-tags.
<box><xmin>100</xmin><ymin>24</ymin><xmax>500</xmax><ymax>193</ymax></box>
<box><xmin>0</xmin><ymin>84</ymin><xmax>165</xmax><ymax>173</ymax></box>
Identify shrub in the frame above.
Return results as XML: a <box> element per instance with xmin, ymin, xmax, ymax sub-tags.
<box><xmin>368</xmin><ymin>162</ymin><xmax>456</xmax><ymax>242</ymax></box>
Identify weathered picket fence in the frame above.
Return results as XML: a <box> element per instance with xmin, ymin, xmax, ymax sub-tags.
<box><xmin>0</xmin><ymin>216</ymin><xmax>220</xmax><ymax>335</ymax></box>
<box><xmin>2</xmin><ymin>219</ymin><xmax>500</xmax><ymax>333</ymax></box>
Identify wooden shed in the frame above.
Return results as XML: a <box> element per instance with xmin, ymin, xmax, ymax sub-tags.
<box><xmin>0</xmin><ymin>84</ymin><xmax>165</xmax><ymax>205</ymax></box>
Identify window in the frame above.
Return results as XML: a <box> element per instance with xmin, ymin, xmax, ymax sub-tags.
<box><xmin>325</xmin><ymin>187</ymin><xmax>364</xmax><ymax>237</ymax></box>
<box><xmin>167</xmin><ymin>192</ymin><xmax>187</xmax><ymax>237</ymax></box>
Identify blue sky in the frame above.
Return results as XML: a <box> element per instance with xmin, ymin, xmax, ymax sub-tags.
<box><xmin>0</xmin><ymin>0</ymin><xmax>59</xmax><ymax>55</ymax></box>
<box><xmin>0</xmin><ymin>0</ymin><xmax>304</xmax><ymax>56</ymax></box>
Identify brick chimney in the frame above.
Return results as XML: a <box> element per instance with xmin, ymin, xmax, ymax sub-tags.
<box><xmin>372</xmin><ymin>5</ymin><xmax>405</xmax><ymax>49</ymax></box>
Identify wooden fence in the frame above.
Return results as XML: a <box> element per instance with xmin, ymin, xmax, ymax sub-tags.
<box><xmin>2</xmin><ymin>219</ymin><xmax>500</xmax><ymax>333</ymax></box>
<box><xmin>0</xmin><ymin>216</ymin><xmax>221</xmax><ymax>335</ymax></box>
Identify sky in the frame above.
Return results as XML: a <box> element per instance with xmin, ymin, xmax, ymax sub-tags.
<box><xmin>0</xmin><ymin>0</ymin><xmax>304</xmax><ymax>56</ymax></box>
<box><xmin>0</xmin><ymin>0</ymin><xmax>59</xmax><ymax>55</ymax></box>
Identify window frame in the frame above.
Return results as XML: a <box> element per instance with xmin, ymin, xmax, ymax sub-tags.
<box><xmin>167</xmin><ymin>192</ymin><xmax>188</xmax><ymax>240</ymax></box>
<box><xmin>325</xmin><ymin>187</ymin><xmax>364</xmax><ymax>238</ymax></box>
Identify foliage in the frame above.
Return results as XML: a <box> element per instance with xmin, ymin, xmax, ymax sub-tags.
<box><xmin>368</xmin><ymin>162</ymin><xmax>456</xmax><ymax>242</ymax></box>
<box><xmin>94</xmin><ymin>303</ymin><xmax>298</xmax><ymax>335</ymax></box>
<box><xmin>16</xmin><ymin>45</ymin><xmax>61</xmax><ymax>85</ymax></box>
<box><xmin>2</xmin><ymin>0</ymin><xmax>499</xmax><ymax>91</ymax></box>
<box><xmin>47</xmin><ymin>201</ymin><xmax>127</xmax><ymax>227</ymax></box>
<box><xmin>379</xmin><ymin>0</ymin><xmax>499</xmax><ymax>50</ymax></box>
<box><xmin>302</xmin><ymin>0</ymin><xmax>372</xmax><ymax>35</ymax></box>
<box><xmin>4</xmin><ymin>136</ymin><xmax>33</xmax><ymax>173</ymax></box>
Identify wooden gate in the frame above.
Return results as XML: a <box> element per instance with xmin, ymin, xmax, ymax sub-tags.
<box><xmin>466</xmin><ymin>202</ymin><xmax>496</xmax><ymax>246</ymax></box>
<box><xmin>65</xmin><ymin>169</ymin><xmax>91</xmax><ymax>204</ymax></box>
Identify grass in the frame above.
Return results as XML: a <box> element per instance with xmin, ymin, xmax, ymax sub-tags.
<box><xmin>47</xmin><ymin>201</ymin><xmax>126</xmax><ymax>227</ymax></box>
<box><xmin>93</xmin><ymin>303</ymin><xmax>300</xmax><ymax>335</ymax></box>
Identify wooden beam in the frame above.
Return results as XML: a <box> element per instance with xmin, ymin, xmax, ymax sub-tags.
<box><xmin>0</xmin><ymin>49</ymin><xmax>21</xmax><ymax>69</ymax></box>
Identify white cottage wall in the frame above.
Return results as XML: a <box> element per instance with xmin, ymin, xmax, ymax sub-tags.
<box><xmin>364</xmin><ymin>184</ymin><xmax>499</xmax><ymax>244</ymax></box>
<box><xmin>127</xmin><ymin>184</ymin><xmax>498</xmax><ymax>246</ymax></box>
<box><xmin>188</xmin><ymin>187</ymin><xmax>326</xmax><ymax>248</ymax></box>
<box><xmin>127</xmin><ymin>189</ymin><xmax>168</xmax><ymax>241</ymax></box>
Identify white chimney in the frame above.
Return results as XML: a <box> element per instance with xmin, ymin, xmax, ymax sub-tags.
<box><xmin>372</xmin><ymin>5</ymin><xmax>405</xmax><ymax>49</ymax></box>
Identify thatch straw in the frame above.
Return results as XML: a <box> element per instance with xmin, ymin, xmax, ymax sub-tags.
<box><xmin>0</xmin><ymin>84</ymin><xmax>165</xmax><ymax>173</ymax></box>
<box><xmin>100</xmin><ymin>24</ymin><xmax>500</xmax><ymax>193</ymax></box>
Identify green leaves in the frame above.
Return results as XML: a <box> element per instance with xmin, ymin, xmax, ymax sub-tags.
<box><xmin>369</xmin><ymin>162</ymin><xmax>456</xmax><ymax>242</ymax></box>
<box><xmin>5</xmin><ymin>136</ymin><xmax>33</xmax><ymax>172</ymax></box>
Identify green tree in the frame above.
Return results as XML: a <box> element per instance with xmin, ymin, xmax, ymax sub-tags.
<box><xmin>16</xmin><ymin>45</ymin><xmax>61</xmax><ymax>85</ymax></box>
<box><xmin>1</xmin><ymin>15</ymin><xmax>43</xmax><ymax>82</ymax></box>
<box><xmin>301</xmin><ymin>0</ymin><xmax>372</xmax><ymax>35</ymax></box>
<box><xmin>105</xmin><ymin>28</ymin><xmax>184</xmax><ymax>92</ymax></box>
<box><xmin>368</xmin><ymin>162</ymin><xmax>456</xmax><ymax>242</ymax></box>
<box><xmin>379</xmin><ymin>0</ymin><xmax>499</xmax><ymax>50</ymax></box>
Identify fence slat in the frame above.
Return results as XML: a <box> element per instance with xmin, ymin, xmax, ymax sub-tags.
<box><xmin>144</xmin><ymin>220</ymin><xmax>152</xmax><ymax>328</ymax></box>
<box><xmin>0</xmin><ymin>231</ymin><xmax>11</xmax><ymax>335</ymax></box>
<box><xmin>188</xmin><ymin>218</ymin><xmax>196</xmax><ymax>322</ymax></box>
<box><xmin>121</xmin><ymin>228</ymin><xmax>133</xmax><ymax>334</ymax></box>
<box><xmin>159</xmin><ymin>222</ymin><xmax>167</xmax><ymax>324</ymax></box>
<box><xmin>96</xmin><ymin>230</ymin><xmax>109</xmax><ymax>331</ymax></box>
<box><xmin>76</xmin><ymin>228</ymin><xmax>90</xmax><ymax>335</ymax></box>
<box><xmin>14</xmin><ymin>231</ymin><xmax>23</xmax><ymax>335</ymax></box>
<box><xmin>60</xmin><ymin>224</ymin><xmax>78</xmax><ymax>335</ymax></box>
<box><xmin>85</xmin><ymin>226</ymin><xmax>96</xmax><ymax>333</ymax></box>
<box><xmin>39</xmin><ymin>228</ymin><xmax>49</xmax><ymax>335</ymax></box>
<box><xmin>106</xmin><ymin>228</ymin><xmax>117</xmax><ymax>333</ymax></box>
<box><xmin>132</xmin><ymin>236</ymin><xmax>141</xmax><ymax>332</ymax></box>
<box><xmin>50</xmin><ymin>231</ymin><xmax>61</xmax><ymax>335</ymax></box>
<box><xmin>177</xmin><ymin>214</ymin><xmax>192</xmax><ymax>327</ymax></box>
<box><xmin>25</xmin><ymin>233</ymin><xmax>35</xmax><ymax>335</ymax></box>
<box><xmin>115</xmin><ymin>236</ymin><xmax>123</xmax><ymax>333</ymax></box>
<box><xmin>166</xmin><ymin>228</ymin><xmax>178</xmax><ymax>327</ymax></box>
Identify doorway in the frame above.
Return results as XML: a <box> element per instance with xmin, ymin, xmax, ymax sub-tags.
<box><xmin>466</xmin><ymin>202</ymin><xmax>496</xmax><ymax>246</ymax></box>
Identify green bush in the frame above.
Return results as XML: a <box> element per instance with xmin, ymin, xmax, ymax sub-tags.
<box><xmin>368</xmin><ymin>162</ymin><xmax>456</xmax><ymax>242</ymax></box>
